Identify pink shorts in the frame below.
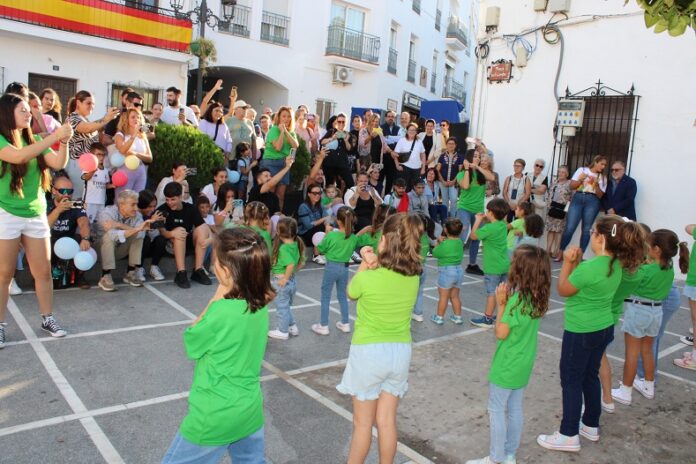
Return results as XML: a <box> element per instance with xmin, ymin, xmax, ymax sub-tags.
<box><xmin>0</xmin><ymin>207</ymin><xmax>51</xmax><ymax>240</ymax></box>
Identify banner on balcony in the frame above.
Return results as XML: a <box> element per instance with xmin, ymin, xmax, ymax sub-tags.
<box><xmin>0</xmin><ymin>0</ymin><xmax>192</xmax><ymax>52</ymax></box>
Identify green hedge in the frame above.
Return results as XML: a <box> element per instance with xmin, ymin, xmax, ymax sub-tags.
<box><xmin>149</xmin><ymin>124</ymin><xmax>224</xmax><ymax>191</ymax></box>
<box><xmin>289</xmin><ymin>137</ymin><xmax>311</xmax><ymax>190</ymax></box>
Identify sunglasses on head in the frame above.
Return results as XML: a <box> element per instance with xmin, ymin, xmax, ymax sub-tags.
<box><xmin>55</xmin><ymin>188</ymin><xmax>74</xmax><ymax>195</ymax></box>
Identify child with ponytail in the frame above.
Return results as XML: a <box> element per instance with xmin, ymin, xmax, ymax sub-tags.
<box><xmin>243</xmin><ymin>201</ymin><xmax>272</xmax><ymax>251</ymax></box>
<box><xmin>674</xmin><ymin>222</ymin><xmax>695</xmax><ymax>370</ymax></box>
<box><xmin>312</xmin><ymin>206</ymin><xmax>358</xmax><ymax>335</ymax></box>
<box><xmin>268</xmin><ymin>217</ymin><xmax>305</xmax><ymax>340</ymax></box>
<box><xmin>337</xmin><ymin>213</ymin><xmax>423</xmax><ymax>464</ymax></box>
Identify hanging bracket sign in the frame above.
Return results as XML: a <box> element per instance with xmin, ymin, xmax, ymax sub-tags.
<box><xmin>487</xmin><ymin>59</ymin><xmax>513</xmax><ymax>83</ymax></box>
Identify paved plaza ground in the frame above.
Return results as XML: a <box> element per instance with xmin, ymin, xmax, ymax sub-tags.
<box><xmin>2</xmin><ymin>256</ymin><xmax>695</xmax><ymax>464</ymax></box>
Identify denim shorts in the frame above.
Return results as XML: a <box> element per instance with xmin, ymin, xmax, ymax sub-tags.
<box><xmin>484</xmin><ymin>273</ymin><xmax>507</xmax><ymax>296</ymax></box>
<box><xmin>621</xmin><ymin>300</ymin><xmax>662</xmax><ymax>338</ymax></box>
<box><xmin>259</xmin><ymin>158</ymin><xmax>290</xmax><ymax>185</ymax></box>
<box><xmin>337</xmin><ymin>343</ymin><xmax>412</xmax><ymax>401</ymax></box>
<box><xmin>684</xmin><ymin>285</ymin><xmax>696</xmax><ymax>301</ymax></box>
<box><xmin>437</xmin><ymin>265</ymin><xmax>463</xmax><ymax>289</ymax></box>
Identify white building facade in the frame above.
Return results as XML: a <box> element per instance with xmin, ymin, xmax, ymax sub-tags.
<box><xmin>469</xmin><ymin>0</ymin><xmax>696</xmax><ymax>262</ymax></box>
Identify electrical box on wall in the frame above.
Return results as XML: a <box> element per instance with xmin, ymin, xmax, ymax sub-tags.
<box><xmin>485</xmin><ymin>6</ymin><xmax>500</xmax><ymax>31</ymax></box>
<box><xmin>534</xmin><ymin>0</ymin><xmax>548</xmax><ymax>11</ymax></box>
<box><xmin>548</xmin><ymin>0</ymin><xmax>571</xmax><ymax>13</ymax></box>
<box><xmin>556</xmin><ymin>99</ymin><xmax>585</xmax><ymax>127</ymax></box>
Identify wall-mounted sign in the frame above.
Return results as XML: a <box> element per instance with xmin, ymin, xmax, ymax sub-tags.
<box><xmin>487</xmin><ymin>59</ymin><xmax>513</xmax><ymax>83</ymax></box>
<box><xmin>387</xmin><ymin>98</ymin><xmax>398</xmax><ymax>113</ymax></box>
<box><xmin>402</xmin><ymin>92</ymin><xmax>424</xmax><ymax>110</ymax></box>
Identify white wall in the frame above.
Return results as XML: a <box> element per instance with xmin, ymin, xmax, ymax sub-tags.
<box><xmin>471</xmin><ymin>0</ymin><xmax>696</xmax><ymax>266</ymax></box>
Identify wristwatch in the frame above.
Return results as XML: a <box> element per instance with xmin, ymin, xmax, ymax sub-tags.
<box><xmin>81</xmin><ymin>236</ymin><xmax>92</xmax><ymax>243</ymax></box>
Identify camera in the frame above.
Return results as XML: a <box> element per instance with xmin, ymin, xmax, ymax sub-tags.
<box><xmin>71</xmin><ymin>200</ymin><xmax>84</xmax><ymax>209</ymax></box>
<box><xmin>179</xmin><ymin>108</ymin><xmax>185</xmax><ymax>114</ymax></box>
<box><xmin>186</xmin><ymin>167</ymin><xmax>198</xmax><ymax>176</ymax></box>
<box><xmin>139</xmin><ymin>124</ymin><xmax>152</xmax><ymax>134</ymax></box>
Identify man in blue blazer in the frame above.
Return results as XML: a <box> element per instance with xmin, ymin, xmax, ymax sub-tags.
<box><xmin>602</xmin><ymin>161</ymin><xmax>637</xmax><ymax>220</ymax></box>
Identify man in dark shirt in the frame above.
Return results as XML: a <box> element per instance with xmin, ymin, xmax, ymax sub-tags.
<box><xmin>380</xmin><ymin>110</ymin><xmax>400</xmax><ymax>194</ymax></box>
<box><xmin>248</xmin><ymin>160</ymin><xmax>293</xmax><ymax>215</ymax></box>
<box><xmin>152</xmin><ymin>182</ymin><xmax>211</xmax><ymax>288</ymax></box>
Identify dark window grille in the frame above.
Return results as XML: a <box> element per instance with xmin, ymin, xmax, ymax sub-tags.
<box><xmin>407</xmin><ymin>60</ymin><xmax>416</xmax><ymax>83</ymax></box>
<box><xmin>388</xmin><ymin>48</ymin><xmax>398</xmax><ymax>74</ymax></box>
<box><xmin>326</xmin><ymin>25</ymin><xmax>380</xmax><ymax>64</ymax></box>
<box><xmin>219</xmin><ymin>4</ymin><xmax>251</xmax><ymax>38</ymax></box>
<box><xmin>261</xmin><ymin>11</ymin><xmax>290</xmax><ymax>46</ymax></box>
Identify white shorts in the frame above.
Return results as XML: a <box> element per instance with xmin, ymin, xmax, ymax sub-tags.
<box><xmin>0</xmin><ymin>207</ymin><xmax>51</xmax><ymax>240</ymax></box>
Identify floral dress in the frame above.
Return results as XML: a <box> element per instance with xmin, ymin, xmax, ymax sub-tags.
<box><xmin>546</xmin><ymin>179</ymin><xmax>571</xmax><ymax>233</ymax></box>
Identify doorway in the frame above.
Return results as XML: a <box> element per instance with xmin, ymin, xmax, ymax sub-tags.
<box><xmin>28</xmin><ymin>73</ymin><xmax>77</xmax><ymax>122</ymax></box>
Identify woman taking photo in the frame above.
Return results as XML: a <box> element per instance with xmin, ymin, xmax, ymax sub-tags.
<box><xmin>155</xmin><ymin>161</ymin><xmax>192</xmax><ymax>207</ymax></box>
<box><xmin>67</xmin><ymin>90</ymin><xmax>119</xmax><ymax>199</ymax></box>
<box><xmin>418</xmin><ymin>119</ymin><xmax>443</xmax><ymax>168</ymax></box>
<box><xmin>198</xmin><ymin>101</ymin><xmax>233</xmax><ymax>154</ymax></box>
<box><xmin>0</xmin><ymin>93</ymin><xmax>74</xmax><ymax>346</ymax></box>
<box><xmin>295</xmin><ymin>107</ymin><xmax>318</xmax><ymax>155</ymax></box>
<box><xmin>114</xmin><ymin>108</ymin><xmax>153</xmax><ymax>196</ymax></box>
<box><xmin>436</xmin><ymin>137</ymin><xmax>463</xmax><ymax>217</ymax></box>
<box><xmin>359</xmin><ymin>114</ymin><xmax>391</xmax><ymax>176</ymax></box>
<box><xmin>546</xmin><ymin>165</ymin><xmax>572</xmax><ymax>261</ymax></box>
<box><xmin>261</xmin><ymin>105</ymin><xmax>299</xmax><ymax>212</ymax></box>
<box><xmin>393</xmin><ymin>123</ymin><xmax>426</xmax><ymax>190</ymax></box>
<box><xmin>320</xmin><ymin>113</ymin><xmax>354</xmax><ymax>192</ymax></box>
<box><xmin>559</xmin><ymin>155</ymin><xmax>608</xmax><ymax>254</ymax></box>
<box><xmin>502</xmin><ymin>158</ymin><xmax>532</xmax><ymax>223</ymax></box>
<box><xmin>480</xmin><ymin>153</ymin><xmax>500</xmax><ymax>206</ymax></box>
<box><xmin>297</xmin><ymin>183</ymin><xmax>330</xmax><ymax>264</ymax></box>
<box><xmin>40</xmin><ymin>88</ymin><xmax>62</xmax><ymax>123</ymax></box>
<box><xmin>366</xmin><ymin>163</ymin><xmax>384</xmax><ymax>198</ymax></box>
<box><xmin>344</xmin><ymin>172</ymin><xmax>383</xmax><ymax>231</ymax></box>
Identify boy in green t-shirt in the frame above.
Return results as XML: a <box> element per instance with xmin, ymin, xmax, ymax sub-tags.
<box><xmin>506</xmin><ymin>201</ymin><xmax>532</xmax><ymax>256</ymax></box>
<box><xmin>470</xmin><ymin>198</ymin><xmax>510</xmax><ymax>328</ymax></box>
<box><xmin>431</xmin><ymin>218</ymin><xmax>465</xmax><ymax>325</ymax></box>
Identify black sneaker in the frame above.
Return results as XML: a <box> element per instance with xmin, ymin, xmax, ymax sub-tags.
<box><xmin>466</xmin><ymin>264</ymin><xmax>484</xmax><ymax>276</ymax></box>
<box><xmin>191</xmin><ymin>268</ymin><xmax>212</xmax><ymax>285</ymax></box>
<box><xmin>0</xmin><ymin>323</ymin><xmax>6</xmax><ymax>348</ymax></box>
<box><xmin>174</xmin><ymin>271</ymin><xmax>191</xmax><ymax>289</ymax></box>
<box><xmin>41</xmin><ymin>315</ymin><xmax>67</xmax><ymax>338</ymax></box>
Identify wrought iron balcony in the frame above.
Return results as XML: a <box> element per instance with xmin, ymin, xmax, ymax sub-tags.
<box><xmin>412</xmin><ymin>0</ymin><xmax>421</xmax><ymax>14</ymax></box>
<box><xmin>435</xmin><ymin>9</ymin><xmax>442</xmax><ymax>31</ymax></box>
<box><xmin>407</xmin><ymin>59</ymin><xmax>416</xmax><ymax>83</ymax></box>
<box><xmin>326</xmin><ymin>25</ymin><xmax>380</xmax><ymax>64</ymax></box>
<box><xmin>388</xmin><ymin>48</ymin><xmax>398</xmax><ymax>74</ymax></box>
<box><xmin>261</xmin><ymin>11</ymin><xmax>290</xmax><ymax>46</ymax></box>
<box><xmin>443</xmin><ymin>77</ymin><xmax>466</xmax><ymax>104</ymax></box>
<box><xmin>446</xmin><ymin>16</ymin><xmax>469</xmax><ymax>51</ymax></box>
<box><xmin>218</xmin><ymin>4</ymin><xmax>251</xmax><ymax>38</ymax></box>
<box><xmin>431</xmin><ymin>73</ymin><xmax>437</xmax><ymax>93</ymax></box>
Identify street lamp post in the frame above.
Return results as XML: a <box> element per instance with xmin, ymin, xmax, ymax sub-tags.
<box><xmin>170</xmin><ymin>0</ymin><xmax>236</xmax><ymax>103</ymax></box>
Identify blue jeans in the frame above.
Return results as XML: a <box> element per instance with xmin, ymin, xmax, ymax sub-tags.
<box><xmin>439</xmin><ymin>182</ymin><xmax>458</xmax><ymax>217</ymax></box>
<box><xmin>428</xmin><ymin>204</ymin><xmax>448</xmax><ymax>225</ymax></box>
<box><xmin>273</xmin><ymin>275</ymin><xmax>296</xmax><ymax>333</ymax></box>
<box><xmin>456</xmin><ymin>208</ymin><xmax>479</xmax><ymax>265</ymax></box>
<box><xmin>560</xmin><ymin>192</ymin><xmax>601</xmax><ymax>252</ymax></box>
<box><xmin>637</xmin><ymin>284</ymin><xmax>681</xmax><ymax>382</ymax></box>
<box><xmin>259</xmin><ymin>158</ymin><xmax>289</xmax><ymax>185</ymax></box>
<box><xmin>320</xmin><ymin>261</ymin><xmax>349</xmax><ymax>326</ymax></box>
<box><xmin>488</xmin><ymin>383</ymin><xmax>525</xmax><ymax>462</ymax></box>
<box><xmin>162</xmin><ymin>428</ymin><xmax>265</xmax><ymax>464</ymax></box>
<box><xmin>559</xmin><ymin>326</ymin><xmax>614</xmax><ymax>436</ymax></box>
<box><xmin>412</xmin><ymin>268</ymin><xmax>427</xmax><ymax>316</ymax></box>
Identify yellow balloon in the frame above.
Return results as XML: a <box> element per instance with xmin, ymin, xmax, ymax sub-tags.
<box><xmin>124</xmin><ymin>155</ymin><xmax>141</xmax><ymax>170</ymax></box>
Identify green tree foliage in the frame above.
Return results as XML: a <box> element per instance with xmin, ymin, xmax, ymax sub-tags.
<box><xmin>628</xmin><ymin>0</ymin><xmax>696</xmax><ymax>36</ymax></box>
<box><xmin>149</xmin><ymin>124</ymin><xmax>225</xmax><ymax>192</ymax></box>
<box><xmin>289</xmin><ymin>137</ymin><xmax>311</xmax><ymax>191</ymax></box>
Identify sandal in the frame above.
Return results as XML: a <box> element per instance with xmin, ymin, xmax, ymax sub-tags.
<box><xmin>673</xmin><ymin>354</ymin><xmax>696</xmax><ymax>371</ymax></box>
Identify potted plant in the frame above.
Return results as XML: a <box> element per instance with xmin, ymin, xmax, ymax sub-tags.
<box><xmin>188</xmin><ymin>37</ymin><xmax>217</xmax><ymax>74</ymax></box>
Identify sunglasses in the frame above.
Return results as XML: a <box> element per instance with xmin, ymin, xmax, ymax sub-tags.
<box><xmin>309</xmin><ymin>190</ymin><xmax>322</xmax><ymax>195</ymax></box>
<box><xmin>55</xmin><ymin>188</ymin><xmax>74</xmax><ymax>195</ymax></box>
<box><xmin>535</xmin><ymin>164</ymin><xmax>544</xmax><ymax>168</ymax></box>
<box><xmin>440</xmin><ymin>124</ymin><xmax>447</xmax><ymax>127</ymax></box>
<box><xmin>336</xmin><ymin>120</ymin><xmax>346</xmax><ymax>124</ymax></box>
<box><xmin>133</xmin><ymin>102</ymin><xmax>142</xmax><ymax>108</ymax></box>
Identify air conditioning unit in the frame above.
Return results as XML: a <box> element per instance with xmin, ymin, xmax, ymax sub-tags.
<box><xmin>333</xmin><ymin>66</ymin><xmax>353</xmax><ymax>85</ymax></box>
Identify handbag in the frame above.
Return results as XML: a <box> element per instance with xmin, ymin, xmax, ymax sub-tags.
<box><xmin>397</xmin><ymin>139</ymin><xmax>417</xmax><ymax>163</ymax></box>
<box><xmin>548</xmin><ymin>201</ymin><xmax>567</xmax><ymax>219</ymax></box>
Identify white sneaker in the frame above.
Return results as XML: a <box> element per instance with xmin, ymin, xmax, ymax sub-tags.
<box><xmin>350</xmin><ymin>251</ymin><xmax>362</xmax><ymax>264</ymax></box>
<box><xmin>611</xmin><ymin>383</ymin><xmax>633</xmax><ymax>405</ymax></box>
<box><xmin>579</xmin><ymin>422</ymin><xmax>599</xmax><ymax>442</ymax></box>
<box><xmin>465</xmin><ymin>457</ymin><xmax>495</xmax><ymax>464</ymax></box>
<box><xmin>134</xmin><ymin>267</ymin><xmax>147</xmax><ymax>283</ymax></box>
<box><xmin>311</xmin><ymin>323</ymin><xmax>330</xmax><ymax>335</ymax></box>
<box><xmin>632</xmin><ymin>376</ymin><xmax>655</xmax><ymax>399</ymax></box>
<box><xmin>503</xmin><ymin>457</ymin><xmax>516</xmax><ymax>464</ymax></box>
<box><xmin>149</xmin><ymin>265</ymin><xmax>165</xmax><ymax>281</ymax></box>
<box><xmin>9</xmin><ymin>278</ymin><xmax>22</xmax><ymax>296</ymax></box>
<box><xmin>536</xmin><ymin>431</ymin><xmax>581</xmax><ymax>452</ymax></box>
<box><xmin>312</xmin><ymin>255</ymin><xmax>327</xmax><ymax>265</ymax></box>
<box><xmin>268</xmin><ymin>329</ymin><xmax>289</xmax><ymax>340</ymax></box>
<box><xmin>336</xmin><ymin>321</ymin><xmax>351</xmax><ymax>333</ymax></box>
<box><xmin>411</xmin><ymin>313</ymin><xmax>424</xmax><ymax>322</ymax></box>
<box><xmin>288</xmin><ymin>324</ymin><xmax>299</xmax><ymax>336</ymax></box>
<box><xmin>601</xmin><ymin>399</ymin><xmax>615</xmax><ymax>414</ymax></box>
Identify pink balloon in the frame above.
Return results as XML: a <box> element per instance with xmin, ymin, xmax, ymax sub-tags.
<box><xmin>78</xmin><ymin>153</ymin><xmax>98</xmax><ymax>172</ymax></box>
<box><xmin>112</xmin><ymin>170</ymin><xmax>128</xmax><ymax>187</ymax></box>
<box><xmin>312</xmin><ymin>231</ymin><xmax>326</xmax><ymax>246</ymax></box>
<box><xmin>271</xmin><ymin>214</ymin><xmax>281</xmax><ymax>236</ymax></box>
<box><xmin>332</xmin><ymin>203</ymin><xmax>345</xmax><ymax>216</ymax></box>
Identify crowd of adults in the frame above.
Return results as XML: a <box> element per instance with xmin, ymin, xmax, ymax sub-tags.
<box><xmin>0</xmin><ymin>78</ymin><xmax>638</xmax><ymax>345</ymax></box>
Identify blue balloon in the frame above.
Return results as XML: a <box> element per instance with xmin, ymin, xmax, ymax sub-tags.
<box><xmin>228</xmin><ymin>170</ymin><xmax>241</xmax><ymax>184</ymax></box>
<box><xmin>54</xmin><ymin>237</ymin><xmax>80</xmax><ymax>260</ymax></box>
<box><xmin>326</xmin><ymin>140</ymin><xmax>339</xmax><ymax>150</ymax></box>
<box><xmin>332</xmin><ymin>203</ymin><xmax>345</xmax><ymax>216</ymax></box>
<box><xmin>110</xmin><ymin>152</ymin><xmax>125</xmax><ymax>168</ymax></box>
<box><xmin>73</xmin><ymin>251</ymin><xmax>96</xmax><ymax>271</ymax></box>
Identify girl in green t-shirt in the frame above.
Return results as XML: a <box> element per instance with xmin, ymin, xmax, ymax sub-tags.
<box><xmin>612</xmin><ymin>229</ymin><xmax>690</xmax><ymax>405</ymax></box>
<box><xmin>356</xmin><ymin>204</ymin><xmax>396</xmax><ymax>252</ymax></box>
<box><xmin>674</xmin><ymin>222</ymin><xmax>696</xmax><ymax>371</ymax></box>
<box><xmin>163</xmin><ymin>228</ymin><xmax>274</xmax><ymax>462</ymax></box>
<box><xmin>268</xmin><ymin>217</ymin><xmax>305</xmax><ymax>341</ymax></box>
<box><xmin>242</xmin><ymin>201</ymin><xmax>273</xmax><ymax>251</ymax></box>
<box><xmin>431</xmin><ymin>217</ymin><xmax>465</xmax><ymax>325</ymax></box>
<box><xmin>467</xmin><ymin>245</ymin><xmax>550</xmax><ymax>464</ymax></box>
<box><xmin>337</xmin><ymin>212</ymin><xmax>422</xmax><ymax>464</ymax></box>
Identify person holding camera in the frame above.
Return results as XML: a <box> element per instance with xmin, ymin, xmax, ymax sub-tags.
<box><xmin>47</xmin><ymin>175</ymin><xmax>92</xmax><ymax>289</ymax></box>
<box><xmin>344</xmin><ymin>172</ymin><xmax>383</xmax><ymax>231</ymax></box>
<box><xmin>101</xmin><ymin>91</ymin><xmax>142</xmax><ymax>147</ymax></box>
<box><xmin>155</xmin><ymin>161</ymin><xmax>192</xmax><ymax>207</ymax></box>
<box><xmin>113</xmin><ymin>108</ymin><xmax>152</xmax><ymax>196</ymax></box>
<box><xmin>161</xmin><ymin>87</ymin><xmax>199</xmax><ymax>127</ymax></box>
<box><xmin>319</xmin><ymin>113</ymin><xmax>354</xmax><ymax>193</ymax></box>
<box><xmin>96</xmin><ymin>189</ymin><xmax>159</xmax><ymax>291</ymax></box>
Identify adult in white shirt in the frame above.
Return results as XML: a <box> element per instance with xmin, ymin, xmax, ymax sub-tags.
<box><xmin>392</xmin><ymin>122</ymin><xmax>426</xmax><ymax>191</ymax></box>
<box><xmin>198</xmin><ymin>101</ymin><xmax>233</xmax><ymax>153</ymax></box>
<box><xmin>155</xmin><ymin>161</ymin><xmax>193</xmax><ymax>207</ymax></box>
<box><xmin>200</xmin><ymin>167</ymin><xmax>229</xmax><ymax>205</ymax></box>
<box><xmin>417</xmin><ymin>119</ymin><xmax>444</xmax><ymax>168</ymax></box>
<box><xmin>559</xmin><ymin>155</ymin><xmax>608</xmax><ymax>253</ymax></box>
<box><xmin>114</xmin><ymin>108</ymin><xmax>152</xmax><ymax>197</ymax></box>
<box><xmin>160</xmin><ymin>86</ymin><xmax>199</xmax><ymax>127</ymax></box>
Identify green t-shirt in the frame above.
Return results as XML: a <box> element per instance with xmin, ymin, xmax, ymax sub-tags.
<box><xmin>240</xmin><ymin>225</ymin><xmax>272</xmax><ymax>251</ymax></box>
<box><xmin>317</xmin><ymin>230</ymin><xmax>358</xmax><ymax>262</ymax></box>
<box><xmin>633</xmin><ymin>262</ymin><xmax>674</xmax><ymax>301</ymax></box>
<box><xmin>432</xmin><ymin>238</ymin><xmax>463</xmax><ymax>266</ymax></box>
<box><xmin>475</xmin><ymin>220</ymin><xmax>510</xmax><ymax>275</ymax></box>
<box><xmin>419</xmin><ymin>234</ymin><xmax>430</xmax><ymax>262</ymax></box>
<box><xmin>358</xmin><ymin>232</ymin><xmax>381</xmax><ymax>255</ymax></box>
<box><xmin>264</xmin><ymin>125</ymin><xmax>297</xmax><ymax>160</ymax></box>
<box><xmin>507</xmin><ymin>218</ymin><xmax>525</xmax><ymax>250</ymax></box>
<box><xmin>455</xmin><ymin>170</ymin><xmax>486</xmax><ymax>213</ymax></box>
<box><xmin>488</xmin><ymin>292</ymin><xmax>541</xmax><ymax>389</ymax></box>
<box><xmin>566</xmin><ymin>256</ymin><xmax>621</xmax><ymax>333</ymax></box>
<box><xmin>348</xmin><ymin>267</ymin><xmax>419</xmax><ymax>344</ymax></box>
<box><xmin>0</xmin><ymin>134</ymin><xmax>51</xmax><ymax>218</ymax></box>
<box><xmin>687</xmin><ymin>228</ymin><xmax>696</xmax><ymax>287</ymax></box>
<box><xmin>272</xmin><ymin>242</ymin><xmax>301</xmax><ymax>275</ymax></box>
<box><xmin>610</xmin><ymin>270</ymin><xmax>641</xmax><ymax>324</ymax></box>
<box><xmin>180</xmin><ymin>299</ymin><xmax>269</xmax><ymax>445</ymax></box>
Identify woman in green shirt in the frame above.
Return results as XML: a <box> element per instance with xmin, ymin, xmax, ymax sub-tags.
<box><xmin>260</xmin><ymin>106</ymin><xmax>298</xmax><ymax>212</ymax></box>
<box><xmin>0</xmin><ymin>93</ymin><xmax>74</xmax><ymax>346</ymax></box>
<box><xmin>337</xmin><ymin>213</ymin><xmax>422</xmax><ymax>464</ymax></box>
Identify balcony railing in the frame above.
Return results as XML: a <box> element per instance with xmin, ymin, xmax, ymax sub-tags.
<box><xmin>446</xmin><ymin>16</ymin><xmax>469</xmax><ymax>49</ymax></box>
<box><xmin>435</xmin><ymin>9</ymin><xmax>442</xmax><ymax>31</ymax></box>
<box><xmin>261</xmin><ymin>11</ymin><xmax>290</xmax><ymax>46</ymax></box>
<box><xmin>0</xmin><ymin>0</ymin><xmax>192</xmax><ymax>52</ymax></box>
<box><xmin>388</xmin><ymin>48</ymin><xmax>398</xmax><ymax>74</ymax></box>
<box><xmin>412</xmin><ymin>0</ymin><xmax>421</xmax><ymax>14</ymax></box>
<box><xmin>326</xmin><ymin>25</ymin><xmax>380</xmax><ymax>64</ymax></box>
<box><xmin>407</xmin><ymin>60</ymin><xmax>416</xmax><ymax>83</ymax></box>
<box><xmin>218</xmin><ymin>4</ymin><xmax>251</xmax><ymax>38</ymax></box>
<box><xmin>443</xmin><ymin>77</ymin><xmax>466</xmax><ymax>104</ymax></box>
<box><xmin>431</xmin><ymin>73</ymin><xmax>437</xmax><ymax>93</ymax></box>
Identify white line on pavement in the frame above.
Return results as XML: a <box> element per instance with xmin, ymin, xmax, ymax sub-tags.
<box><xmin>143</xmin><ymin>283</ymin><xmax>198</xmax><ymax>319</ymax></box>
<box><xmin>658</xmin><ymin>342</ymin><xmax>689</xmax><ymax>359</ymax></box>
